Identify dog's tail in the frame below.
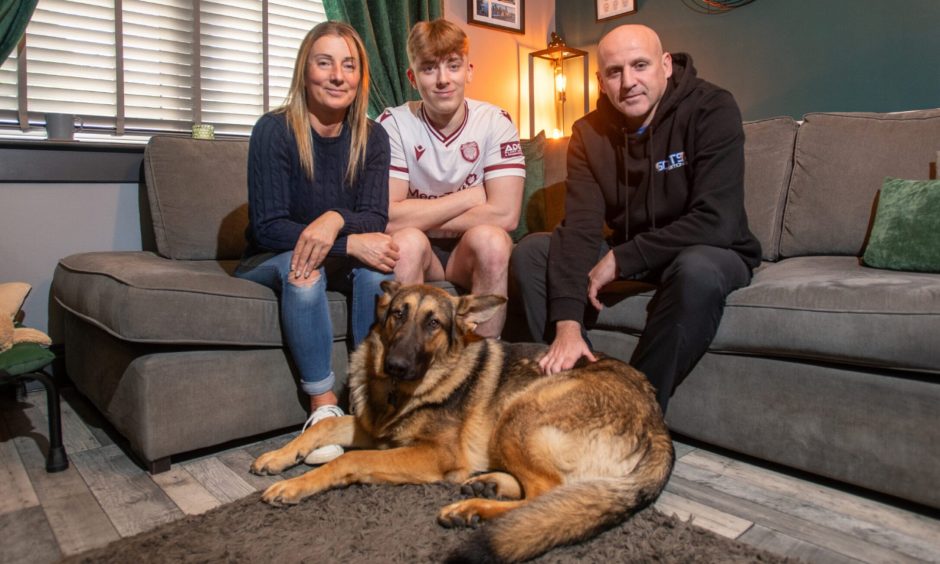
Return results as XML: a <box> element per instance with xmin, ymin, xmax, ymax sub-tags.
<box><xmin>445</xmin><ymin>436</ymin><xmax>674</xmax><ymax>563</ymax></box>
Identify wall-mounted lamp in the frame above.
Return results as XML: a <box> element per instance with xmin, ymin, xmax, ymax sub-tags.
<box><xmin>528</xmin><ymin>32</ymin><xmax>588</xmax><ymax>139</ymax></box>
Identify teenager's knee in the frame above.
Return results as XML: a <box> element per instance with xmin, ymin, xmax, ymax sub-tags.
<box><xmin>391</xmin><ymin>227</ymin><xmax>429</xmax><ymax>250</ymax></box>
<box><xmin>464</xmin><ymin>225</ymin><xmax>513</xmax><ymax>268</ymax></box>
<box><xmin>391</xmin><ymin>228</ymin><xmax>432</xmax><ymax>269</ymax></box>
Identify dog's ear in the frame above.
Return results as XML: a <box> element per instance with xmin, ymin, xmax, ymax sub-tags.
<box><xmin>454</xmin><ymin>294</ymin><xmax>507</xmax><ymax>336</ymax></box>
<box><xmin>380</xmin><ymin>279</ymin><xmax>401</xmax><ymax>296</ymax></box>
<box><xmin>376</xmin><ymin>280</ymin><xmax>401</xmax><ymax>321</ymax></box>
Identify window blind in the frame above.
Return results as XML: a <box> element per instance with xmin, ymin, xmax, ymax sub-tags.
<box><xmin>123</xmin><ymin>0</ymin><xmax>193</xmax><ymax>131</ymax></box>
<box><xmin>24</xmin><ymin>0</ymin><xmax>117</xmax><ymax>128</ymax></box>
<box><xmin>0</xmin><ymin>0</ymin><xmax>326</xmax><ymax>138</ymax></box>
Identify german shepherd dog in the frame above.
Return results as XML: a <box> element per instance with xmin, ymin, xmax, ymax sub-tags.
<box><xmin>250</xmin><ymin>282</ymin><xmax>674</xmax><ymax>562</ymax></box>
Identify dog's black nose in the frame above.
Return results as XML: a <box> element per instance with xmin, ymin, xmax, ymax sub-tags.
<box><xmin>384</xmin><ymin>356</ymin><xmax>411</xmax><ymax>380</ymax></box>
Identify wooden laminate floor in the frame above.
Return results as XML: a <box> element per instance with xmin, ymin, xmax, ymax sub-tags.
<box><xmin>2</xmin><ymin>386</ymin><xmax>938</xmax><ymax>563</ymax></box>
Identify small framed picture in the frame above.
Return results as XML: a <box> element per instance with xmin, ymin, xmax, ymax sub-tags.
<box><xmin>596</xmin><ymin>0</ymin><xmax>637</xmax><ymax>21</ymax></box>
<box><xmin>467</xmin><ymin>0</ymin><xmax>525</xmax><ymax>34</ymax></box>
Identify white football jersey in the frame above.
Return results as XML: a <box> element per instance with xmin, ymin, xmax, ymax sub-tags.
<box><xmin>378</xmin><ymin>98</ymin><xmax>525</xmax><ymax>200</ymax></box>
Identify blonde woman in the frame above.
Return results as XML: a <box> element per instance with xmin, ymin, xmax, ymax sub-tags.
<box><xmin>237</xmin><ymin>21</ymin><xmax>398</xmax><ymax>464</ymax></box>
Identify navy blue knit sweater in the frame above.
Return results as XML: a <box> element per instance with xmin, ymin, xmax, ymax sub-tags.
<box><xmin>244</xmin><ymin>111</ymin><xmax>390</xmax><ymax>257</ymax></box>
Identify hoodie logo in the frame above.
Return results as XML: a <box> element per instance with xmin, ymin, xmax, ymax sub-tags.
<box><xmin>656</xmin><ymin>151</ymin><xmax>686</xmax><ymax>172</ymax></box>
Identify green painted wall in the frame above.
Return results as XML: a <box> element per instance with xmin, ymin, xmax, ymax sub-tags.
<box><xmin>555</xmin><ymin>0</ymin><xmax>939</xmax><ymax>120</ymax></box>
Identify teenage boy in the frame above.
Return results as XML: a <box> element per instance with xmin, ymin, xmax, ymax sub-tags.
<box><xmin>379</xmin><ymin>19</ymin><xmax>525</xmax><ymax>338</ymax></box>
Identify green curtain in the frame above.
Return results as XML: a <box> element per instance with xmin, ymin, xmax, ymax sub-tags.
<box><xmin>0</xmin><ymin>0</ymin><xmax>37</xmax><ymax>66</ymax></box>
<box><xmin>324</xmin><ymin>0</ymin><xmax>442</xmax><ymax>117</ymax></box>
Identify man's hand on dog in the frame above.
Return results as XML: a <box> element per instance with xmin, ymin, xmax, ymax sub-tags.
<box><xmin>539</xmin><ymin>321</ymin><xmax>596</xmax><ymax>375</ymax></box>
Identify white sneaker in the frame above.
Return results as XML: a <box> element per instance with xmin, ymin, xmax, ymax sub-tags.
<box><xmin>301</xmin><ymin>405</ymin><xmax>345</xmax><ymax>465</ymax></box>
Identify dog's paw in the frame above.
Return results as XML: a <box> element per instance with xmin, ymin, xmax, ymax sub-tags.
<box><xmin>460</xmin><ymin>480</ymin><xmax>497</xmax><ymax>499</ymax></box>
<box><xmin>459</xmin><ymin>472</ymin><xmax>522</xmax><ymax>500</ymax></box>
<box><xmin>250</xmin><ymin>449</ymin><xmax>299</xmax><ymax>476</ymax></box>
<box><xmin>261</xmin><ymin>479</ymin><xmax>308</xmax><ymax>506</ymax></box>
<box><xmin>438</xmin><ymin>500</ymin><xmax>483</xmax><ymax>529</ymax></box>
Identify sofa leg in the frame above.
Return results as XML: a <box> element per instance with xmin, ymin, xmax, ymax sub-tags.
<box><xmin>148</xmin><ymin>456</ymin><xmax>171</xmax><ymax>474</ymax></box>
<box><xmin>23</xmin><ymin>369</ymin><xmax>69</xmax><ymax>473</ymax></box>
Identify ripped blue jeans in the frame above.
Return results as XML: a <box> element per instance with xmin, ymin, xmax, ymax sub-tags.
<box><xmin>235</xmin><ymin>251</ymin><xmax>391</xmax><ymax>396</ymax></box>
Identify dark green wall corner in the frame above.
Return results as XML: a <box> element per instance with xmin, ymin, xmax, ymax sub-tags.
<box><xmin>555</xmin><ymin>0</ymin><xmax>939</xmax><ymax>121</ymax></box>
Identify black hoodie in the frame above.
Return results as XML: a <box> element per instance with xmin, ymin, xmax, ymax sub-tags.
<box><xmin>547</xmin><ymin>53</ymin><xmax>762</xmax><ymax>324</ymax></box>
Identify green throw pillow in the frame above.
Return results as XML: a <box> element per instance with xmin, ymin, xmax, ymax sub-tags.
<box><xmin>510</xmin><ymin>131</ymin><xmax>546</xmax><ymax>242</ymax></box>
<box><xmin>862</xmin><ymin>177</ymin><xmax>940</xmax><ymax>272</ymax></box>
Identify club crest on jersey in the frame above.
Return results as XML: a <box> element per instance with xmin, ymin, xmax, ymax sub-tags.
<box><xmin>500</xmin><ymin>141</ymin><xmax>522</xmax><ymax>159</ymax></box>
<box><xmin>460</xmin><ymin>141</ymin><xmax>480</xmax><ymax>163</ymax></box>
<box><xmin>414</xmin><ymin>145</ymin><xmax>426</xmax><ymax>161</ymax></box>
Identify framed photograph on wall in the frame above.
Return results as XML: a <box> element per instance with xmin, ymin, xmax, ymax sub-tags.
<box><xmin>467</xmin><ymin>0</ymin><xmax>525</xmax><ymax>34</ymax></box>
<box><xmin>596</xmin><ymin>0</ymin><xmax>637</xmax><ymax>21</ymax></box>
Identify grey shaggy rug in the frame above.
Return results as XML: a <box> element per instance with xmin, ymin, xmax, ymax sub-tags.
<box><xmin>63</xmin><ymin>482</ymin><xmax>794</xmax><ymax>563</ymax></box>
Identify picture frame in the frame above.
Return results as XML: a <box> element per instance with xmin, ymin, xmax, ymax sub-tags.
<box><xmin>467</xmin><ymin>0</ymin><xmax>525</xmax><ymax>34</ymax></box>
<box><xmin>596</xmin><ymin>0</ymin><xmax>637</xmax><ymax>21</ymax></box>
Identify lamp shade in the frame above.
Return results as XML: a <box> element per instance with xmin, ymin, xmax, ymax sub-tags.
<box><xmin>528</xmin><ymin>41</ymin><xmax>589</xmax><ymax>139</ymax></box>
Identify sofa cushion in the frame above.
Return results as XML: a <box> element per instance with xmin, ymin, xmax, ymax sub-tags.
<box><xmin>591</xmin><ymin>256</ymin><xmax>940</xmax><ymax>374</ymax></box>
<box><xmin>144</xmin><ymin>136</ymin><xmax>250</xmax><ymax>260</ymax></box>
<box><xmin>862</xmin><ymin>177</ymin><xmax>940</xmax><ymax>273</ymax></box>
<box><xmin>742</xmin><ymin>117</ymin><xmax>798</xmax><ymax>261</ymax></box>
<box><xmin>781</xmin><ymin>108</ymin><xmax>940</xmax><ymax>258</ymax></box>
<box><xmin>522</xmin><ymin>137</ymin><xmax>571</xmax><ymax>234</ymax></box>
<box><xmin>593</xmin><ymin>281</ymin><xmax>657</xmax><ymax>333</ymax></box>
<box><xmin>713</xmin><ymin>256</ymin><xmax>940</xmax><ymax>373</ymax></box>
<box><xmin>542</xmin><ymin>137</ymin><xmax>568</xmax><ymax>187</ymax></box>
<box><xmin>510</xmin><ymin>131</ymin><xmax>546</xmax><ymax>242</ymax></box>
<box><xmin>53</xmin><ymin>251</ymin><xmax>348</xmax><ymax>346</ymax></box>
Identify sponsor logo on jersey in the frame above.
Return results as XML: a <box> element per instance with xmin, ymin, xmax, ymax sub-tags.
<box><xmin>408</xmin><ymin>187</ymin><xmax>441</xmax><ymax>199</ymax></box>
<box><xmin>414</xmin><ymin>145</ymin><xmax>426</xmax><ymax>161</ymax></box>
<box><xmin>407</xmin><ymin>180</ymin><xmax>478</xmax><ymax>199</ymax></box>
<box><xmin>460</xmin><ymin>141</ymin><xmax>480</xmax><ymax>163</ymax></box>
<box><xmin>500</xmin><ymin>141</ymin><xmax>522</xmax><ymax>159</ymax></box>
<box><xmin>408</xmin><ymin>187</ymin><xmax>461</xmax><ymax>199</ymax></box>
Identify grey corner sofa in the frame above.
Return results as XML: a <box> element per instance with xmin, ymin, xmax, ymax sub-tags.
<box><xmin>51</xmin><ymin>134</ymin><xmax>545</xmax><ymax>474</ymax></box>
<box><xmin>562</xmin><ymin>108</ymin><xmax>940</xmax><ymax>510</ymax></box>
<box><xmin>53</xmin><ymin>109</ymin><xmax>939</xmax><ymax>511</ymax></box>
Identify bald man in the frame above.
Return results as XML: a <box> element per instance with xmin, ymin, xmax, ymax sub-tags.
<box><xmin>510</xmin><ymin>25</ymin><xmax>761</xmax><ymax>412</ymax></box>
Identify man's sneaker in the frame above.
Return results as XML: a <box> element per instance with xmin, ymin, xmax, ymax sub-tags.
<box><xmin>301</xmin><ymin>404</ymin><xmax>345</xmax><ymax>465</ymax></box>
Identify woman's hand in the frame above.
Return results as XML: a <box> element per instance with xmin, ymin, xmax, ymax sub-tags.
<box><xmin>347</xmin><ymin>233</ymin><xmax>400</xmax><ymax>273</ymax></box>
<box><xmin>291</xmin><ymin>211</ymin><xmax>344</xmax><ymax>279</ymax></box>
